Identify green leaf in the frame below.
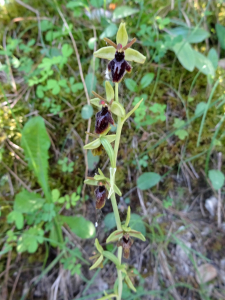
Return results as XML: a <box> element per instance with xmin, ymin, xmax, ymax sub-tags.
<box><xmin>21</xmin><ymin>116</ymin><xmax>51</xmax><ymax>198</ymax></box>
<box><xmin>125</xmin><ymin>78</ymin><xmax>138</xmax><ymax>92</ymax></box>
<box><xmin>102</xmin><ymin>251</ymin><xmax>120</xmax><ymax>266</ymax></box>
<box><xmin>90</xmin><ymin>0</ymin><xmax>103</xmax><ymax>8</ymax></box>
<box><xmin>130</xmin><ymin>214</ymin><xmax>146</xmax><ymax>236</ymax></box>
<box><xmin>195</xmin><ymin>102</ymin><xmax>207</xmax><ymax>116</ymax></box>
<box><xmin>14</xmin><ymin>190</ymin><xmax>45</xmax><ymax>213</ymax></box>
<box><xmin>216</xmin><ymin>23</ymin><xmax>225</xmax><ymax>50</ymax></box>
<box><xmin>81</xmin><ymin>105</ymin><xmax>93</xmax><ymax>119</ymax></box>
<box><xmin>88</xmin><ymin>37</ymin><xmax>97</xmax><ymax>50</ymax></box>
<box><xmin>104</xmin><ymin>212</ymin><xmax>116</xmax><ymax>231</ymax></box>
<box><xmin>61</xmin><ymin>216</ymin><xmax>96</xmax><ymax>239</ymax></box>
<box><xmin>169</xmin><ymin>27</ymin><xmax>210</xmax><ymax>43</ymax></box>
<box><xmin>100</xmin><ymin>23</ymin><xmax>118</xmax><ymax>40</ymax></box>
<box><xmin>140</xmin><ymin>73</ymin><xmax>154</xmax><ymax>89</ymax></box>
<box><xmin>209</xmin><ymin>170</ymin><xmax>225</xmax><ymax>190</ymax></box>
<box><xmin>193</xmin><ymin>50</ymin><xmax>215</xmax><ymax>76</ymax></box>
<box><xmin>66</xmin><ymin>1</ymin><xmax>87</xmax><ymax>9</ymax></box>
<box><xmin>47</xmin><ymin>79</ymin><xmax>60</xmax><ymax>95</ymax></box>
<box><xmin>175</xmin><ymin>129</ymin><xmax>188</xmax><ymax>140</ymax></box>
<box><xmin>208</xmin><ymin>48</ymin><xmax>218</xmax><ymax>69</ymax></box>
<box><xmin>7</xmin><ymin>211</ymin><xmax>24</xmax><ymax>230</ymax></box>
<box><xmin>87</xmin><ymin>150</ymin><xmax>100</xmax><ymax>170</ymax></box>
<box><xmin>62</xmin><ymin>44</ymin><xmax>73</xmax><ymax>57</ymax></box>
<box><xmin>85</xmin><ymin>73</ymin><xmax>97</xmax><ymax>96</ymax></box>
<box><xmin>52</xmin><ymin>189</ymin><xmax>60</xmax><ymax>202</ymax></box>
<box><xmin>113</xmin><ymin>6</ymin><xmax>139</xmax><ymax>19</ymax></box>
<box><xmin>17</xmin><ymin>227</ymin><xmax>44</xmax><ymax>253</ymax></box>
<box><xmin>172</xmin><ymin>41</ymin><xmax>195</xmax><ymax>71</ymax></box>
<box><xmin>137</xmin><ymin>172</ymin><xmax>161</xmax><ymax>190</ymax></box>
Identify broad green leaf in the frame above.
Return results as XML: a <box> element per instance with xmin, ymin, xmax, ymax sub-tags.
<box><xmin>208</xmin><ymin>48</ymin><xmax>218</xmax><ymax>69</ymax></box>
<box><xmin>81</xmin><ymin>105</ymin><xmax>93</xmax><ymax>119</ymax></box>
<box><xmin>113</xmin><ymin>6</ymin><xmax>139</xmax><ymax>19</ymax></box>
<box><xmin>104</xmin><ymin>212</ymin><xmax>116</xmax><ymax>231</ymax></box>
<box><xmin>90</xmin><ymin>0</ymin><xmax>103</xmax><ymax>8</ymax></box>
<box><xmin>52</xmin><ymin>189</ymin><xmax>60</xmax><ymax>202</ymax></box>
<box><xmin>193</xmin><ymin>50</ymin><xmax>215</xmax><ymax>76</ymax></box>
<box><xmin>100</xmin><ymin>23</ymin><xmax>118</xmax><ymax>40</ymax></box>
<box><xmin>85</xmin><ymin>73</ymin><xmax>97</xmax><ymax>96</ymax></box>
<box><xmin>216</xmin><ymin>24</ymin><xmax>225</xmax><ymax>50</ymax></box>
<box><xmin>61</xmin><ymin>44</ymin><xmax>73</xmax><ymax>57</ymax></box>
<box><xmin>88</xmin><ymin>37</ymin><xmax>97</xmax><ymax>50</ymax></box>
<box><xmin>137</xmin><ymin>172</ymin><xmax>161</xmax><ymax>190</ymax></box>
<box><xmin>125</xmin><ymin>78</ymin><xmax>138</xmax><ymax>92</ymax></box>
<box><xmin>14</xmin><ymin>190</ymin><xmax>45</xmax><ymax>213</ymax></box>
<box><xmin>61</xmin><ymin>216</ymin><xmax>96</xmax><ymax>239</ymax></box>
<box><xmin>17</xmin><ymin>227</ymin><xmax>44</xmax><ymax>253</ymax></box>
<box><xmin>195</xmin><ymin>102</ymin><xmax>207</xmax><ymax>116</ymax></box>
<box><xmin>21</xmin><ymin>116</ymin><xmax>51</xmax><ymax>198</ymax></box>
<box><xmin>140</xmin><ymin>73</ymin><xmax>154</xmax><ymax>89</ymax></box>
<box><xmin>209</xmin><ymin>170</ymin><xmax>225</xmax><ymax>190</ymax></box>
<box><xmin>172</xmin><ymin>41</ymin><xmax>195</xmax><ymax>71</ymax></box>
<box><xmin>169</xmin><ymin>27</ymin><xmax>210</xmax><ymax>43</ymax></box>
<box><xmin>66</xmin><ymin>0</ymin><xmax>87</xmax><ymax>8</ymax></box>
<box><xmin>7</xmin><ymin>211</ymin><xmax>24</xmax><ymax>230</ymax></box>
<box><xmin>87</xmin><ymin>150</ymin><xmax>100</xmax><ymax>170</ymax></box>
<box><xmin>130</xmin><ymin>214</ymin><xmax>146</xmax><ymax>236</ymax></box>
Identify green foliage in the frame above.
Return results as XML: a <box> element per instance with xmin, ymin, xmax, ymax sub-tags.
<box><xmin>60</xmin><ymin>216</ymin><xmax>96</xmax><ymax>239</ymax></box>
<box><xmin>209</xmin><ymin>170</ymin><xmax>225</xmax><ymax>190</ymax></box>
<box><xmin>173</xmin><ymin>118</ymin><xmax>188</xmax><ymax>140</ymax></box>
<box><xmin>81</xmin><ymin>104</ymin><xmax>94</xmax><ymax>119</ymax></box>
<box><xmin>7</xmin><ymin>211</ymin><xmax>24</xmax><ymax>230</ymax></box>
<box><xmin>113</xmin><ymin>6</ymin><xmax>139</xmax><ymax>19</ymax></box>
<box><xmin>216</xmin><ymin>23</ymin><xmax>225</xmax><ymax>49</ymax></box>
<box><xmin>17</xmin><ymin>227</ymin><xmax>44</xmax><ymax>253</ymax></box>
<box><xmin>52</xmin><ymin>187</ymin><xmax>81</xmax><ymax>209</ymax></box>
<box><xmin>137</xmin><ymin>172</ymin><xmax>161</xmax><ymax>190</ymax></box>
<box><xmin>58</xmin><ymin>157</ymin><xmax>74</xmax><ymax>173</ymax></box>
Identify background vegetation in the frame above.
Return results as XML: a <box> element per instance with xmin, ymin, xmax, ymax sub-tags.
<box><xmin>1</xmin><ymin>0</ymin><xmax>225</xmax><ymax>299</ymax></box>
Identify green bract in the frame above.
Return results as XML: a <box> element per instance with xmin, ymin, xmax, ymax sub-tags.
<box><xmin>83</xmin><ymin>134</ymin><xmax>116</xmax><ymax>150</ymax></box>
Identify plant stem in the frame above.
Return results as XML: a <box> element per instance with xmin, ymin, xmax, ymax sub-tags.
<box><xmin>110</xmin><ymin>82</ymin><xmax>123</xmax><ymax>299</ymax></box>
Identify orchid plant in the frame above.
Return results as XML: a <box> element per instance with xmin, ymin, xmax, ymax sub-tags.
<box><xmin>84</xmin><ymin>23</ymin><xmax>146</xmax><ymax>300</ymax></box>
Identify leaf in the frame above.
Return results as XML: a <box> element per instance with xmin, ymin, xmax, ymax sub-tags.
<box><xmin>87</xmin><ymin>150</ymin><xmax>99</xmax><ymax>170</ymax></box>
<box><xmin>169</xmin><ymin>27</ymin><xmax>210</xmax><ymax>43</ymax></box>
<box><xmin>195</xmin><ymin>102</ymin><xmax>207</xmax><ymax>116</ymax></box>
<box><xmin>102</xmin><ymin>251</ymin><xmax>120</xmax><ymax>266</ymax></box>
<box><xmin>17</xmin><ymin>227</ymin><xmax>44</xmax><ymax>253</ymax></box>
<box><xmin>125</xmin><ymin>78</ymin><xmax>138</xmax><ymax>92</ymax></box>
<box><xmin>61</xmin><ymin>44</ymin><xmax>73</xmax><ymax>57</ymax></box>
<box><xmin>130</xmin><ymin>214</ymin><xmax>146</xmax><ymax>236</ymax></box>
<box><xmin>14</xmin><ymin>190</ymin><xmax>45</xmax><ymax>213</ymax></box>
<box><xmin>47</xmin><ymin>79</ymin><xmax>60</xmax><ymax>95</ymax></box>
<box><xmin>100</xmin><ymin>23</ymin><xmax>118</xmax><ymax>40</ymax></box>
<box><xmin>171</xmin><ymin>41</ymin><xmax>195</xmax><ymax>71</ymax></box>
<box><xmin>140</xmin><ymin>73</ymin><xmax>154</xmax><ymax>89</ymax></box>
<box><xmin>85</xmin><ymin>73</ymin><xmax>97</xmax><ymax>96</ymax></box>
<box><xmin>21</xmin><ymin>116</ymin><xmax>51</xmax><ymax>198</ymax></box>
<box><xmin>137</xmin><ymin>172</ymin><xmax>161</xmax><ymax>190</ymax></box>
<box><xmin>216</xmin><ymin>23</ymin><xmax>225</xmax><ymax>50</ymax></box>
<box><xmin>208</xmin><ymin>48</ymin><xmax>218</xmax><ymax>69</ymax></box>
<box><xmin>61</xmin><ymin>216</ymin><xmax>96</xmax><ymax>239</ymax></box>
<box><xmin>104</xmin><ymin>212</ymin><xmax>116</xmax><ymax>231</ymax></box>
<box><xmin>193</xmin><ymin>50</ymin><xmax>215</xmax><ymax>76</ymax></box>
<box><xmin>81</xmin><ymin>105</ymin><xmax>93</xmax><ymax>119</ymax></box>
<box><xmin>209</xmin><ymin>170</ymin><xmax>225</xmax><ymax>190</ymax></box>
<box><xmin>90</xmin><ymin>0</ymin><xmax>103</xmax><ymax>8</ymax></box>
<box><xmin>88</xmin><ymin>37</ymin><xmax>97</xmax><ymax>50</ymax></box>
<box><xmin>7</xmin><ymin>211</ymin><xmax>24</xmax><ymax>230</ymax></box>
<box><xmin>113</xmin><ymin>6</ymin><xmax>139</xmax><ymax>19</ymax></box>
<box><xmin>175</xmin><ymin>129</ymin><xmax>188</xmax><ymax>140</ymax></box>
<box><xmin>52</xmin><ymin>189</ymin><xmax>60</xmax><ymax>202</ymax></box>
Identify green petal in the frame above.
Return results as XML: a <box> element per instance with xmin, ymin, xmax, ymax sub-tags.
<box><xmin>125</xmin><ymin>48</ymin><xmax>146</xmax><ymax>64</ymax></box>
<box><xmin>116</xmin><ymin>22</ymin><xmax>128</xmax><ymax>47</ymax></box>
<box><xmin>83</xmin><ymin>138</ymin><xmax>101</xmax><ymax>150</ymax></box>
<box><xmin>129</xmin><ymin>230</ymin><xmax>146</xmax><ymax>241</ymax></box>
<box><xmin>106</xmin><ymin>229</ymin><xmax>123</xmax><ymax>243</ymax></box>
<box><xmin>90</xmin><ymin>254</ymin><xmax>103</xmax><ymax>270</ymax></box>
<box><xmin>90</xmin><ymin>98</ymin><xmax>102</xmax><ymax>108</ymax></box>
<box><xmin>111</xmin><ymin>102</ymin><xmax>126</xmax><ymax>117</ymax></box>
<box><xmin>94</xmin><ymin>46</ymin><xmax>115</xmax><ymax>60</ymax></box>
<box><xmin>105</xmin><ymin>81</ymin><xmax>114</xmax><ymax>101</ymax></box>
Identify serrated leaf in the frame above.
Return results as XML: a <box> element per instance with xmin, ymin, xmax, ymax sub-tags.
<box><xmin>209</xmin><ymin>170</ymin><xmax>225</xmax><ymax>190</ymax></box>
<box><xmin>137</xmin><ymin>172</ymin><xmax>161</xmax><ymax>190</ymax></box>
<box><xmin>21</xmin><ymin>116</ymin><xmax>51</xmax><ymax>198</ymax></box>
<box><xmin>14</xmin><ymin>190</ymin><xmax>45</xmax><ymax>213</ymax></box>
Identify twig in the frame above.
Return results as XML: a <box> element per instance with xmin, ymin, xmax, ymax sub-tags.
<box><xmin>1</xmin><ymin>251</ymin><xmax>12</xmax><ymax>300</ymax></box>
<box><xmin>9</xmin><ymin>264</ymin><xmax>23</xmax><ymax>300</ymax></box>
<box><xmin>217</xmin><ymin>152</ymin><xmax>222</xmax><ymax>227</ymax></box>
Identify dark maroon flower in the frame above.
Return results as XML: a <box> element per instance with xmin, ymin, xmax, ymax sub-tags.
<box><xmin>95</xmin><ymin>106</ymin><xmax>114</xmax><ymax>134</ymax></box>
<box><xmin>117</xmin><ymin>235</ymin><xmax>133</xmax><ymax>259</ymax></box>
<box><xmin>108</xmin><ymin>49</ymin><xmax>132</xmax><ymax>83</ymax></box>
<box><xmin>95</xmin><ymin>185</ymin><xmax>107</xmax><ymax>209</ymax></box>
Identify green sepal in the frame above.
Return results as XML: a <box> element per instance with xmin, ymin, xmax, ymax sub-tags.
<box><xmin>124</xmin><ymin>98</ymin><xmax>143</xmax><ymax>121</ymax></box>
<box><xmin>116</xmin><ymin>22</ymin><xmax>128</xmax><ymax>47</ymax></box>
<box><xmin>102</xmin><ymin>251</ymin><xmax>121</xmax><ymax>267</ymax></box>
<box><xmin>114</xmin><ymin>184</ymin><xmax>122</xmax><ymax>196</ymax></box>
<box><xmin>95</xmin><ymin>238</ymin><xmax>103</xmax><ymax>253</ymax></box>
<box><xmin>106</xmin><ymin>229</ymin><xmax>123</xmax><ymax>243</ymax></box>
<box><xmin>105</xmin><ymin>81</ymin><xmax>114</xmax><ymax>101</ymax></box>
<box><xmin>90</xmin><ymin>254</ymin><xmax>103</xmax><ymax>270</ymax></box>
<box><xmin>83</xmin><ymin>138</ymin><xmax>101</xmax><ymax>150</ymax></box>
<box><xmin>125</xmin><ymin>275</ymin><xmax>136</xmax><ymax>292</ymax></box>
<box><xmin>100</xmin><ymin>137</ymin><xmax>116</xmax><ymax>167</ymax></box>
<box><xmin>98</xmin><ymin>168</ymin><xmax>104</xmax><ymax>176</ymax></box>
<box><xmin>84</xmin><ymin>179</ymin><xmax>98</xmax><ymax>186</ymax></box>
<box><xmin>121</xmin><ymin>225</ymin><xmax>131</xmax><ymax>232</ymax></box>
<box><xmin>94</xmin><ymin>174</ymin><xmax>107</xmax><ymax>181</ymax></box>
<box><xmin>125</xmin><ymin>206</ymin><xmax>131</xmax><ymax>227</ymax></box>
<box><xmin>94</xmin><ymin>46</ymin><xmax>115</xmax><ymax>60</ymax></box>
<box><xmin>111</xmin><ymin>102</ymin><xmax>126</xmax><ymax>117</ymax></box>
<box><xmin>90</xmin><ymin>98</ymin><xmax>102</xmax><ymax>108</ymax></box>
<box><xmin>125</xmin><ymin>48</ymin><xmax>146</xmax><ymax>64</ymax></box>
<box><xmin>129</xmin><ymin>230</ymin><xmax>146</xmax><ymax>242</ymax></box>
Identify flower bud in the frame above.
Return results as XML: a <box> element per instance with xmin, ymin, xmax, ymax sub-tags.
<box><xmin>95</xmin><ymin>185</ymin><xmax>107</xmax><ymax>209</ymax></box>
<box><xmin>95</xmin><ymin>106</ymin><xmax>114</xmax><ymax>134</ymax></box>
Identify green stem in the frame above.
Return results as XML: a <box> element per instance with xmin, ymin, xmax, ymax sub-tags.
<box><xmin>110</xmin><ymin>82</ymin><xmax>123</xmax><ymax>299</ymax></box>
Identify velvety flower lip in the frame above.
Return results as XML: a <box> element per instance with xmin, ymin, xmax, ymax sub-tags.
<box><xmin>95</xmin><ymin>106</ymin><xmax>114</xmax><ymax>134</ymax></box>
<box><xmin>95</xmin><ymin>185</ymin><xmax>107</xmax><ymax>209</ymax></box>
<box><xmin>108</xmin><ymin>50</ymin><xmax>132</xmax><ymax>83</ymax></box>
<box><xmin>117</xmin><ymin>235</ymin><xmax>133</xmax><ymax>259</ymax></box>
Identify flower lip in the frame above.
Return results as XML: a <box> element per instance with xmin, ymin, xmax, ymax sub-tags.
<box><xmin>95</xmin><ymin>185</ymin><xmax>107</xmax><ymax>209</ymax></box>
<box><xmin>95</xmin><ymin>106</ymin><xmax>114</xmax><ymax>134</ymax></box>
<box><xmin>115</xmin><ymin>51</ymin><xmax>125</xmax><ymax>62</ymax></box>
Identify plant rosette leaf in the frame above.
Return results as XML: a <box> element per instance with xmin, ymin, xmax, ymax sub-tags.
<box><xmin>209</xmin><ymin>170</ymin><xmax>225</xmax><ymax>190</ymax></box>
